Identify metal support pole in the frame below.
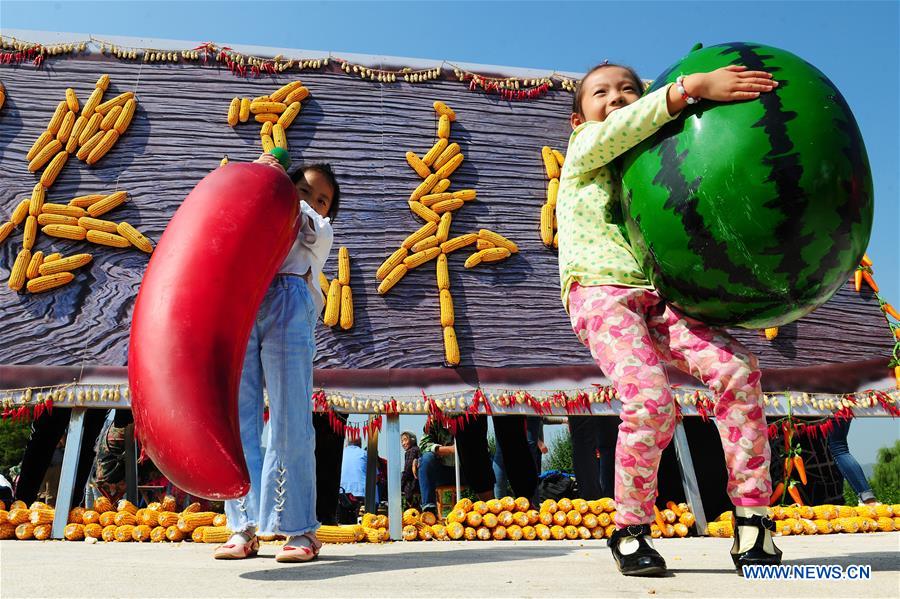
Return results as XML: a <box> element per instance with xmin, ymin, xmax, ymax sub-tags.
<box><xmin>365</xmin><ymin>416</ymin><xmax>379</xmax><ymax>514</ymax></box>
<box><xmin>672</xmin><ymin>421</ymin><xmax>708</xmax><ymax>535</ymax></box>
<box><xmin>385</xmin><ymin>413</ymin><xmax>402</xmax><ymax>540</ymax></box>
<box><xmin>51</xmin><ymin>408</ymin><xmax>86</xmax><ymax>539</ymax></box>
<box><xmin>124</xmin><ymin>423</ymin><xmax>138</xmax><ymax>504</ymax></box>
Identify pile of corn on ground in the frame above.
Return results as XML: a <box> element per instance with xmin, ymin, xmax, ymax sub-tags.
<box><xmin>3</xmin><ymin>496</ymin><xmax>897</xmax><ymax>543</ymax></box>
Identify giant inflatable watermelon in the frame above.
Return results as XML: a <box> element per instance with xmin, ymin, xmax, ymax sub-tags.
<box><xmin>621</xmin><ymin>42</ymin><xmax>873</xmax><ymax>329</ymax></box>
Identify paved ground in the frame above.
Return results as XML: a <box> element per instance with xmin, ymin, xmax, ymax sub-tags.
<box><xmin>1</xmin><ymin>533</ymin><xmax>898</xmax><ymax>598</ymax></box>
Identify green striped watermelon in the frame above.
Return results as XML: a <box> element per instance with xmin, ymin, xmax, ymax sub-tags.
<box><xmin>621</xmin><ymin>42</ymin><xmax>873</xmax><ymax>329</ymax></box>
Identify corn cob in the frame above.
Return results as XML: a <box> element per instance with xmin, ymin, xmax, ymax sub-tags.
<box><xmin>99</xmin><ymin>524</ymin><xmax>117</xmax><ymax>542</ymax></box>
<box><xmin>138</xmin><ymin>510</ymin><xmax>160</xmax><ymax>527</ymax></box>
<box><xmin>76</xmin><ymin>216</ymin><xmax>118</xmax><ymax>234</ymax></box>
<box><xmin>433</xmin><ymin>101</ymin><xmax>456</xmax><ymax>121</ymax></box>
<box><xmin>25</xmin><ymin>251</ymin><xmax>44</xmax><ymax>279</ymax></box>
<box><xmin>47</xmin><ymin>101</ymin><xmax>69</xmax><ymax>135</ymax></box>
<box><xmin>8</xmin><ymin>249</ymin><xmax>31</xmax><ymax>291</ymax></box>
<box><xmin>0</xmin><ymin>222</ymin><xmax>13</xmax><ymax>245</ymax></box>
<box><xmin>403</xmin><ymin>246</ymin><xmax>441</xmax><ymax>269</ymax></box>
<box><xmin>422</xmin><ymin>138</ymin><xmax>449</xmax><ymax>167</ymax></box>
<box><xmin>80</xmin><ymin>510</ymin><xmax>99</xmax><ymax>525</ymax></box>
<box><xmin>177</xmin><ymin>511</ymin><xmax>217</xmax><ymax>533</ymax></box>
<box><xmin>874</xmin><ymin>504</ymin><xmax>893</xmax><ymax>518</ymax></box>
<box><xmin>270</xmin><ymin>81</ymin><xmax>303</xmax><ymax>103</ymax></box>
<box><xmin>440</xmin><ymin>233</ymin><xmax>478</xmax><ymax>254</ymax></box>
<box><xmin>545</xmin><ymin>177</ymin><xmax>561</xmax><ymax>208</ymax></box>
<box><xmin>260</xmin><ymin>121</ymin><xmax>274</xmax><ymax>137</ymax></box>
<box><xmin>182</xmin><ymin>502</ymin><xmax>201</xmax><ymax>514</ymax></box>
<box><xmin>67</xmin><ymin>116</ymin><xmax>88</xmax><ymax>153</ymax></box>
<box><xmin>402</xmin><ymin>525</ymin><xmax>418</xmax><ymax>541</ymax></box>
<box><xmin>156</xmin><ymin>511</ymin><xmax>179</xmax><ymax>528</ymax></box>
<box><xmin>406</xmin><ymin>152</ymin><xmax>431</xmax><ymax>179</ymax></box>
<box><xmin>98</xmin><ymin>511</ymin><xmax>117</xmax><ymax>527</ymax></box>
<box><xmin>431</xmin><ymin>523</ymin><xmax>447</xmax><ymax>540</ymax></box>
<box><xmin>190</xmin><ymin>527</ymin><xmax>208</xmax><ymax>542</ymax></box>
<box><xmin>261</xmin><ymin>134</ymin><xmax>275</xmax><ymax>153</ymax></box>
<box><xmin>95</xmin><ymin>74</ymin><xmax>110</xmax><ymax>91</ymax></box>
<box><xmin>285</xmin><ymin>86</ymin><xmax>309</xmax><ymax>104</ymax></box>
<box><xmin>437</xmin><ymin>115</ymin><xmax>451</xmax><ymax>139</ymax></box>
<box><xmin>336</xmin><ymin>246</ymin><xmax>351</xmax><ymax>285</ymax></box>
<box><xmin>541</xmin><ymin>146</ymin><xmax>560</xmax><ymax>179</ymax></box>
<box><xmin>155</xmin><ymin>496</ymin><xmax>175</xmax><ymax>513</ymax></box>
<box><xmin>272</xmin><ymin>123</ymin><xmax>288</xmax><ymax>150</ymax></box>
<box><xmin>339</xmin><ymin>285</ymin><xmax>354</xmax><ymax>330</ymax></box>
<box><xmin>377</xmin><ymin>247</ymin><xmax>409</xmax><ymax>281</ymax></box>
<box><xmin>440</xmin><ymin>289</ymin><xmax>454</xmax><ymax>327</ymax></box>
<box><xmin>446</xmin><ymin>521</ymin><xmax>465</xmax><ymax>539</ymax></box>
<box><xmin>0</xmin><ymin>82</ymin><xmax>4</xmax><ymax>110</ymax></box>
<box><xmin>117</xmin><ymin>500</ymin><xmax>138</xmax><ymax>514</ymax></box>
<box><xmin>12</xmin><ymin>199</ymin><xmax>30</xmax><ymax>225</ymax></box>
<box><xmin>436</xmin><ymin>212</ymin><xmax>452</xmax><ymax>243</ymax></box>
<box><xmin>462</xmin><ymin>526</ymin><xmax>478</xmax><ymax>541</ymax></box>
<box><xmin>79</xmin><ymin>113</ymin><xmax>102</xmax><ymax>146</ymax></box>
<box><xmin>162</xmin><ymin>525</ymin><xmax>183</xmax><ymax>542</ymax></box>
<box><xmin>409</xmin><ymin>201</ymin><xmax>441</xmax><ymax>223</ymax></box>
<box><xmin>362</xmin><ymin>527</ymin><xmax>384</xmax><ymax>543</ymax></box>
<box><xmin>87</xmin><ymin>191</ymin><xmax>126</xmax><ymax>217</ymax></box>
<box><xmin>513</xmin><ymin>512</ymin><xmax>529</xmax><ymax>527</ymax></box>
<box><xmin>8</xmin><ymin>508</ymin><xmax>30</xmax><ymax>525</ymax></box>
<box><xmin>114</xmin><ymin>99</ymin><xmax>136</xmax><ymax>134</ymax></box>
<box><xmin>250</xmin><ymin>101</ymin><xmax>287</xmax><ymax>115</ymax></box>
<box><xmin>82</xmin><ymin>87</ymin><xmax>103</xmax><ymax>119</ymax></box>
<box><xmin>30</xmin><ymin>508</ymin><xmax>55</xmax><ymax>525</ymax></box>
<box><xmin>317</xmin><ymin>525</ymin><xmax>360</xmax><ymax>544</ymax></box>
<box><xmin>444</xmin><ymin>326</ymin><xmax>460</xmax><ymax>365</ymax></box>
<box><xmin>146</xmin><ymin>525</ymin><xmax>166</xmax><ymax>542</ymax></box>
<box><xmin>42</xmin><ymin>205</ymin><xmax>85</xmax><ymax>221</ymax></box>
<box><xmin>452</xmin><ymin>189</ymin><xmax>477</xmax><ymax>202</ymax></box>
<box><xmin>87</xmin><ymin>229</ymin><xmax>131</xmax><ymax>248</ymax></box>
<box><xmin>469</xmin><ymin>247</ymin><xmax>511</xmax><ymax>268</ymax></box>
<box><xmin>28</xmin><ymin>139</ymin><xmax>63</xmax><ymax>172</ymax></box>
<box><xmin>57</xmin><ymin>111</ymin><xmax>76</xmax><ymax>144</ymax></box>
<box><xmin>86</xmin><ymin>130</ymin><xmax>120</xmax><ymax>165</ymax></box>
<box><xmin>227</xmin><ymin>97</ymin><xmax>240</xmax><ymax>126</ymax></box>
<box><xmin>378</xmin><ymin>264</ymin><xmax>408</xmax><ymax>294</ymax></box>
<box><xmin>434</xmin><ymin>153</ymin><xmax>464</xmax><ymax>180</ymax></box>
<box><xmin>27</xmin><ymin>131</ymin><xmax>54</xmax><ymax>162</ymax></box>
<box><xmin>322</xmin><ymin>278</ymin><xmax>342</xmax><ymax>326</ymax></box>
<box><xmin>373</xmin><ymin>515</ymin><xmax>388</xmax><ymax>529</ymax></box>
<box><xmin>540</xmin><ymin>203</ymin><xmax>554</xmax><ymax>246</ymax></box>
<box><xmin>432</xmin><ymin>143</ymin><xmax>460</xmax><ymax>171</ymax></box>
<box><xmin>410</xmin><ymin>174</ymin><xmax>439</xmax><ymax>202</ymax></box>
<box><xmin>416</xmin><ymin>522</ymin><xmax>434</xmax><ymax>541</ymax></box>
<box><xmin>421</xmin><ymin>193</ymin><xmax>453</xmax><ymax>208</ymax></box>
<box><xmin>65</xmin><ymin>523</ymin><xmax>86</xmax><ymax>541</ymax></box>
<box><xmin>22</xmin><ymin>216</ymin><xmax>37</xmax><ymax>250</ymax></box>
<box><xmin>210</xmin><ymin>513</ymin><xmax>227</xmax><ymax>527</ymax></box>
<box><xmin>40</xmin><ymin>151</ymin><xmax>69</xmax><ymax>187</ymax></box>
<box><xmin>432</xmin><ymin>198</ymin><xmax>464</xmax><ymax>214</ymax></box>
<box><xmin>400</xmin><ymin>223</ymin><xmax>439</xmax><ymax>251</ymax></box>
<box><xmin>16</xmin><ymin>523</ymin><xmax>36</xmax><ymax>540</ymax></box>
<box><xmin>411</xmin><ymin>235</ymin><xmax>439</xmax><ymax>253</ymax></box>
<box><xmin>197</xmin><ymin>526</ymin><xmax>231</xmax><ymax>543</ymax></box>
<box><xmin>707</xmin><ymin>521</ymin><xmax>734</xmax><ymax>537</ymax></box>
<box><xmin>277</xmin><ymin>102</ymin><xmax>302</xmax><ymax>129</ymax></box>
<box><xmin>81</xmin><ymin>522</ymin><xmax>102</xmax><ymax>539</ymax></box>
<box><xmin>95</xmin><ymin>92</ymin><xmax>134</xmax><ymax>115</ymax></box>
<box><xmin>112</xmin><ymin>222</ymin><xmax>152</xmax><ymax>253</ymax></box>
<box><xmin>482</xmin><ymin>512</ymin><xmax>499</xmax><ymax>527</ymax></box>
<box><xmin>432</xmin><ymin>179</ymin><xmax>451</xmax><ymax>194</ymax></box>
<box><xmin>33</xmin><ymin>523</ymin><xmax>51</xmax><ymax>540</ymax></box>
<box><xmin>233</xmin><ymin>98</ymin><xmax>250</xmax><ymax>124</ymax></box>
<box><xmin>114</xmin><ymin>525</ymin><xmax>135</xmax><ymax>542</ymax></box>
<box><xmin>114</xmin><ymin>512</ymin><xmax>136</xmax><ymax>526</ymax></box>
<box><xmin>100</xmin><ymin>105</ymin><xmax>123</xmax><ymax>131</ymax></box>
<box><xmin>552</xmin><ymin>149</ymin><xmax>565</xmax><ymax>167</ymax></box>
<box><xmin>76</xmin><ymin>130</ymin><xmax>105</xmax><ymax>161</ymax></box>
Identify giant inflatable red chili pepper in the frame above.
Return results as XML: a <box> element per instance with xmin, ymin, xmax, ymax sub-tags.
<box><xmin>128</xmin><ymin>162</ymin><xmax>300</xmax><ymax>499</ymax></box>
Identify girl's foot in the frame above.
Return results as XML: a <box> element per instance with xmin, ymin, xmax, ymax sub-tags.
<box><xmin>731</xmin><ymin>507</ymin><xmax>782</xmax><ymax>575</ymax></box>
<box><xmin>213</xmin><ymin>531</ymin><xmax>259</xmax><ymax>560</ymax></box>
<box><xmin>275</xmin><ymin>532</ymin><xmax>322</xmax><ymax>563</ymax></box>
<box><xmin>608</xmin><ymin>524</ymin><xmax>667</xmax><ymax>577</ymax></box>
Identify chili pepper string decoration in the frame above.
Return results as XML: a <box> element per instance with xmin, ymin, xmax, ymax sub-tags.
<box><xmin>853</xmin><ymin>253</ymin><xmax>900</xmax><ymax>389</ymax></box>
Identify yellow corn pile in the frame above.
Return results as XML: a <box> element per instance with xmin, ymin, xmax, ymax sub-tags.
<box><xmin>538</xmin><ymin>146</ymin><xmax>565</xmax><ymax>249</ymax></box>
<box><xmin>226</xmin><ymin>81</ymin><xmax>307</xmax><ymax>154</ymax></box>
<box><xmin>707</xmin><ymin>503</ymin><xmax>900</xmax><ymax>537</ymax></box>
<box><xmin>320</xmin><ymin>247</ymin><xmax>354</xmax><ymax>330</ymax></box>
<box><xmin>400</xmin><ymin>496</ymin><xmax>696</xmax><ymax>542</ymax></box>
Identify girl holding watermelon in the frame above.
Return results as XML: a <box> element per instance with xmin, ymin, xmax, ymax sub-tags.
<box><xmin>557</xmin><ymin>63</ymin><xmax>780</xmax><ymax>577</ymax></box>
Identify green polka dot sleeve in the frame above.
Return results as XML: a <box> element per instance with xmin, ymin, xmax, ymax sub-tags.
<box><xmin>556</xmin><ymin>86</ymin><xmax>680</xmax><ymax>310</ymax></box>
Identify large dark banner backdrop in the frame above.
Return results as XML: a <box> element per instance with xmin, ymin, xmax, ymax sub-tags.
<box><xmin>0</xmin><ymin>55</ymin><xmax>889</xmax><ymax>373</ymax></box>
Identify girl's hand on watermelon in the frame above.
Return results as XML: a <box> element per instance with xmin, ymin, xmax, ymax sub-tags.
<box><xmin>688</xmin><ymin>65</ymin><xmax>778</xmax><ymax>102</ymax></box>
<box><xmin>254</xmin><ymin>152</ymin><xmax>284</xmax><ymax>170</ymax></box>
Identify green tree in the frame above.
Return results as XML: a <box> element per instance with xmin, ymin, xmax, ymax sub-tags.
<box><xmin>871</xmin><ymin>440</ymin><xmax>900</xmax><ymax>503</ymax></box>
<box><xmin>544</xmin><ymin>430</ymin><xmax>573</xmax><ymax>473</ymax></box>
<box><xmin>0</xmin><ymin>419</ymin><xmax>31</xmax><ymax>479</ymax></box>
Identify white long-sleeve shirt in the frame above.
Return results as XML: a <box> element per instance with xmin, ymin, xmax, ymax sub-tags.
<box><xmin>279</xmin><ymin>200</ymin><xmax>334</xmax><ymax>315</ymax></box>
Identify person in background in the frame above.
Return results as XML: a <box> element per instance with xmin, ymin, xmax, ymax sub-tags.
<box><xmin>339</xmin><ymin>437</ymin><xmax>367</xmax><ymax>500</ymax></box>
<box><xmin>400</xmin><ymin>431</ymin><xmax>421</xmax><ymax>509</ymax></box>
<box><xmin>313</xmin><ymin>412</ymin><xmax>347</xmax><ymax>525</ymax></box>
<box><xmin>419</xmin><ymin>418</ymin><xmax>469</xmax><ymax>514</ymax></box>
<box><xmin>827</xmin><ymin>419</ymin><xmax>880</xmax><ymax>505</ymax></box>
<box><xmin>526</xmin><ymin>416</ymin><xmax>548</xmax><ymax>473</ymax></box>
<box><xmin>569</xmin><ymin>415</ymin><xmax>619</xmax><ymax>499</ymax></box>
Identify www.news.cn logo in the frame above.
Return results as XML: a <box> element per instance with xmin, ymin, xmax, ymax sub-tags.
<box><xmin>743</xmin><ymin>564</ymin><xmax>872</xmax><ymax>580</ymax></box>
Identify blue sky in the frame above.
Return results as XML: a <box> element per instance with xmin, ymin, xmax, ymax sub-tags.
<box><xmin>4</xmin><ymin>1</ymin><xmax>898</xmax><ymax>465</ymax></box>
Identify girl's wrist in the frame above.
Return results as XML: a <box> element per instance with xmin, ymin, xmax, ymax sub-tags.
<box><xmin>676</xmin><ymin>75</ymin><xmax>701</xmax><ymax>104</ymax></box>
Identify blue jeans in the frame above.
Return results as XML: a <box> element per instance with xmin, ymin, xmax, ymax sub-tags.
<box><xmin>492</xmin><ymin>443</ymin><xmax>511</xmax><ymax>498</ymax></box>
<box><xmin>418</xmin><ymin>451</ymin><xmax>456</xmax><ymax>509</ymax></box>
<box><xmin>224</xmin><ymin>276</ymin><xmax>319</xmax><ymax>536</ymax></box>
<box><xmin>827</xmin><ymin>419</ymin><xmax>874</xmax><ymax>502</ymax></box>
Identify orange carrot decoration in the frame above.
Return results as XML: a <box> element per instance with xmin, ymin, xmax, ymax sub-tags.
<box><xmin>793</xmin><ymin>455</ymin><xmax>807</xmax><ymax>485</ymax></box>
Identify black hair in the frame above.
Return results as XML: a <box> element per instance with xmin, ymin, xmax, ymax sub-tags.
<box><xmin>572</xmin><ymin>62</ymin><xmax>645</xmax><ymax>116</ymax></box>
<box><xmin>289</xmin><ymin>163</ymin><xmax>341</xmax><ymax>222</ymax></box>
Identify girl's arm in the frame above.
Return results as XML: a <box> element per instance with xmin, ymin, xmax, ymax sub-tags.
<box><xmin>565</xmin><ymin>85</ymin><xmax>679</xmax><ymax>177</ymax></box>
<box><xmin>297</xmin><ymin>201</ymin><xmax>334</xmax><ymax>274</ymax></box>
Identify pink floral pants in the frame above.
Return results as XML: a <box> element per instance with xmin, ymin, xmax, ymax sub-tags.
<box><xmin>568</xmin><ymin>283</ymin><xmax>772</xmax><ymax>527</ymax></box>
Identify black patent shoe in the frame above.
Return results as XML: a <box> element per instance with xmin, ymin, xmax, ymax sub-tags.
<box><xmin>607</xmin><ymin>524</ymin><xmax>668</xmax><ymax>577</ymax></box>
<box><xmin>731</xmin><ymin>512</ymin><xmax>782</xmax><ymax>575</ymax></box>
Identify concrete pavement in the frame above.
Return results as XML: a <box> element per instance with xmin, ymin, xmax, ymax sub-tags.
<box><xmin>1</xmin><ymin>533</ymin><xmax>898</xmax><ymax>598</ymax></box>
